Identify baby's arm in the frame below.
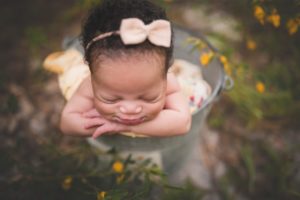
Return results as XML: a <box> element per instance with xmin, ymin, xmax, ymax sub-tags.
<box><xmin>127</xmin><ymin>73</ymin><xmax>191</xmax><ymax>136</ymax></box>
<box><xmin>60</xmin><ymin>76</ymin><xmax>106</xmax><ymax>136</ymax></box>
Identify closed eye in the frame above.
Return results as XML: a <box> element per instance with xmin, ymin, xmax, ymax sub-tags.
<box><xmin>141</xmin><ymin>96</ymin><xmax>160</xmax><ymax>103</ymax></box>
<box><xmin>96</xmin><ymin>95</ymin><xmax>121</xmax><ymax>104</ymax></box>
<box><xmin>102</xmin><ymin>98</ymin><xmax>121</xmax><ymax>104</ymax></box>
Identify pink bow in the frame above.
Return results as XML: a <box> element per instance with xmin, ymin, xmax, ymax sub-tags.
<box><xmin>119</xmin><ymin>18</ymin><xmax>171</xmax><ymax>47</ymax></box>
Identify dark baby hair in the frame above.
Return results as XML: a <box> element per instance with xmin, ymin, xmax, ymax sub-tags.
<box><xmin>81</xmin><ymin>0</ymin><xmax>174</xmax><ymax>73</ymax></box>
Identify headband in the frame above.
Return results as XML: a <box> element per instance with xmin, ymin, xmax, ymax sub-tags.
<box><xmin>86</xmin><ymin>18</ymin><xmax>171</xmax><ymax>50</ymax></box>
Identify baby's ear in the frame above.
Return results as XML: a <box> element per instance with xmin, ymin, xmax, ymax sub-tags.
<box><xmin>43</xmin><ymin>49</ymin><xmax>83</xmax><ymax>74</ymax></box>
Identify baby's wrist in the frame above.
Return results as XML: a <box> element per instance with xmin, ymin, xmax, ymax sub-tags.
<box><xmin>126</xmin><ymin>125</ymin><xmax>137</xmax><ymax>133</ymax></box>
<box><xmin>121</xmin><ymin>124</ymin><xmax>131</xmax><ymax>132</ymax></box>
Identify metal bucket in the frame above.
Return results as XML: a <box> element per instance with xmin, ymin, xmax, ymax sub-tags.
<box><xmin>64</xmin><ymin>25</ymin><xmax>227</xmax><ymax>175</ymax></box>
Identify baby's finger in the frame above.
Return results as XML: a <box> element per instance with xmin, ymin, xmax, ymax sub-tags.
<box><xmin>82</xmin><ymin>109</ymin><xmax>101</xmax><ymax>118</ymax></box>
<box><xmin>84</xmin><ymin>118</ymin><xmax>105</xmax><ymax>129</ymax></box>
<box><xmin>92</xmin><ymin>125</ymin><xmax>111</xmax><ymax>139</ymax></box>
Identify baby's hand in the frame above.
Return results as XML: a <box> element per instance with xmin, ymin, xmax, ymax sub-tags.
<box><xmin>82</xmin><ymin>108</ymin><xmax>101</xmax><ymax>118</ymax></box>
<box><xmin>82</xmin><ymin>109</ymin><xmax>104</xmax><ymax>130</ymax></box>
<box><xmin>92</xmin><ymin>120</ymin><xmax>127</xmax><ymax>139</ymax></box>
<box><xmin>82</xmin><ymin>109</ymin><xmax>127</xmax><ymax>138</ymax></box>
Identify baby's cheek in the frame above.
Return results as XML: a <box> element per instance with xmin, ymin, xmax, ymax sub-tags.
<box><xmin>94</xmin><ymin>101</ymin><xmax>115</xmax><ymax>116</ymax></box>
<box><xmin>145</xmin><ymin>101</ymin><xmax>165</xmax><ymax>119</ymax></box>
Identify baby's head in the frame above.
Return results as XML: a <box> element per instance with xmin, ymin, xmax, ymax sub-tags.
<box><xmin>82</xmin><ymin>0</ymin><xmax>173</xmax><ymax>72</ymax></box>
<box><xmin>81</xmin><ymin>0</ymin><xmax>174</xmax><ymax>125</ymax></box>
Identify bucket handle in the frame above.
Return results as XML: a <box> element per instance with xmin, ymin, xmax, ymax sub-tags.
<box><xmin>215</xmin><ymin>74</ymin><xmax>233</xmax><ymax>98</ymax></box>
<box><xmin>222</xmin><ymin>74</ymin><xmax>234</xmax><ymax>91</ymax></box>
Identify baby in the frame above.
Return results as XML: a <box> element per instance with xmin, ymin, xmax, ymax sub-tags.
<box><xmin>60</xmin><ymin>0</ymin><xmax>191</xmax><ymax>138</ymax></box>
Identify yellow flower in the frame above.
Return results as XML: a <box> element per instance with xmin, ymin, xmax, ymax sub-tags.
<box><xmin>219</xmin><ymin>55</ymin><xmax>228</xmax><ymax>65</ymax></box>
<box><xmin>256</xmin><ymin>81</ymin><xmax>265</xmax><ymax>93</ymax></box>
<box><xmin>97</xmin><ymin>191</ymin><xmax>106</xmax><ymax>200</ymax></box>
<box><xmin>62</xmin><ymin>176</ymin><xmax>73</xmax><ymax>190</ymax></box>
<box><xmin>254</xmin><ymin>5</ymin><xmax>265</xmax><ymax>24</ymax></box>
<box><xmin>200</xmin><ymin>52</ymin><xmax>213</xmax><ymax>66</ymax></box>
<box><xmin>112</xmin><ymin>161</ymin><xmax>124</xmax><ymax>173</ymax></box>
<box><xmin>246</xmin><ymin>39</ymin><xmax>257</xmax><ymax>50</ymax></box>
<box><xmin>267</xmin><ymin>9</ymin><xmax>280</xmax><ymax>27</ymax></box>
<box><xmin>219</xmin><ymin>55</ymin><xmax>231</xmax><ymax>75</ymax></box>
<box><xmin>223</xmin><ymin>63</ymin><xmax>232</xmax><ymax>76</ymax></box>
<box><xmin>287</xmin><ymin>18</ymin><xmax>299</xmax><ymax>35</ymax></box>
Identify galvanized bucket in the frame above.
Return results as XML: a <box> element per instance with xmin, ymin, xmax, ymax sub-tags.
<box><xmin>64</xmin><ymin>25</ymin><xmax>228</xmax><ymax>175</ymax></box>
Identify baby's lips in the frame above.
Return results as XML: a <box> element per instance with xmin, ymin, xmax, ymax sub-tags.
<box><xmin>117</xmin><ymin>117</ymin><xmax>145</xmax><ymax>125</ymax></box>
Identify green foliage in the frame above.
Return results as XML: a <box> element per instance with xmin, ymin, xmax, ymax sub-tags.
<box><xmin>0</xmin><ymin>136</ymin><xmax>207</xmax><ymax>200</ymax></box>
<box><xmin>25</xmin><ymin>26</ymin><xmax>48</xmax><ymax>56</ymax></box>
<box><xmin>188</xmin><ymin>0</ymin><xmax>300</xmax><ymax>128</ymax></box>
<box><xmin>240</xmin><ymin>144</ymin><xmax>255</xmax><ymax>192</ymax></box>
<box><xmin>208</xmin><ymin>111</ymin><xmax>225</xmax><ymax>128</ymax></box>
<box><xmin>219</xmin><ymin>139</ymin><xmax>300</xmax><ymax>200</ymax></box>
<box><xmin>0</xmin><ymin>93</ymin><xmax>19</xmax><ymax>114</ymax></box>
<box><xmin>61</xmin><ymin>0</ymin><xmax>102</xmax><ymax>23</ymax></box>
<box><xmin>77</xmin><ymin>0</ymin><xmax>102</xmax><ymax>9</ymax></box>
<box><xmin>162</xmin><ymin>181</ymin><xmax>206</xmax><ymax>200</ymax></box>
<box><xmin>226</xmin><ymin>72</ymin><xmax>263</xmax><ymax>126</ymax></box>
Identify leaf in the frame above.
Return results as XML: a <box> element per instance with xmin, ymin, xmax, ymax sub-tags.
<box><xmin>140</xmin><ymin>158</ymin><xmax>152</xmax><ymax>167</ymax></box>
<box><xmin>124</xmin><ymin>154</ymin><xmax>135</xmax><ymax>167</ymax></box>
<box><xmin>163</xmin><ymin>184</ymin><xmax>185</xmax><ymax>191</ymax></box>
<box><xmin>148</xmin><ymin>167</ymin><xmax>165</xmax><ymax>176</ymax></box>
<box><xmin>106</xmin><ymin>147</ymin><xmax>117</xmax><ymax>154</ymax></box>
<box><xmin>240</xmin><ymin>144</ymin><xmax>256</xmax><ymax>192</ymax></box>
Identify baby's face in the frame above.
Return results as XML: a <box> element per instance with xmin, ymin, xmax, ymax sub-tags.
<box><xmin>91</xmin><ymin>54</ymin><xmax>167</xmax><ymax>125</ymax></box>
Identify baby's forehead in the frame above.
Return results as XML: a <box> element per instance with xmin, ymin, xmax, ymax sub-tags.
<box><xmin>93</xmin><ymin>51</ymin><xmax>167</xmax><ymax>73</ymax></box>
<box><xmin>91</xmin><ymin>55</ymin><xmax>167</xmax><ymax>96</ymax></box>
<box><xmin>123</xmin><ymin>52</ymin><xmax>165</xmax><ymax>65</ymax></box>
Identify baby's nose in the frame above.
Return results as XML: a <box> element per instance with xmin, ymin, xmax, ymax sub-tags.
<box><xmin>119</xmin><ymin>104</ymin><xmax>142</xmax><ymax>114</ymax></box>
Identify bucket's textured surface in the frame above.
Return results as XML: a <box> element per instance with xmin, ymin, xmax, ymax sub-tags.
<box><xmin>66</xmin><ymin>26</ymin><xmax>225</xmax><ymax>176</ymax></box>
